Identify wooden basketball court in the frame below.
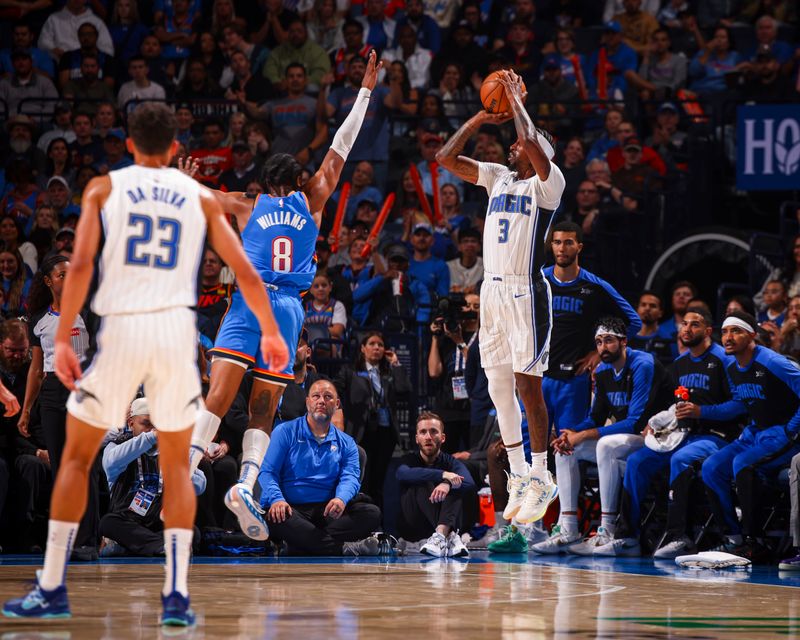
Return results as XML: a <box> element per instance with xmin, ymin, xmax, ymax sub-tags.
<box><xmin>1</xmin><ymin>555</ymin><xmax>798</xmax><ymax>638</ymax></box>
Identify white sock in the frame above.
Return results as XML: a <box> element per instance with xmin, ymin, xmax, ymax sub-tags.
<box><xmin>40</xmin><ymin>520</ymin><xmax>78</xmax><ymax>591</ymax></box>
<box><xmin>506</xmin><ymin>444</ymin><xmax>529</xmax><ymax>477</ymax></box>
<box><xmin>559</xmin><ymin>514</ymin><xmax>579</xmax><ymax>536</ymax></box>
<box><xmin>189</xmin><ymin>409</ymin><xmax>221</xmax><ymax>475</ymax></box>
<box><xmin>530</xmin><ymin>451</ymin><xmax>547</xmax><ymax>473</ymax></box>
<box><xmin>486</xmin><ymin>366</ymin><xmax>527</xmax><ymax>475</ymax></box>
<box><xmin>238</xmin><ymin>429</ymin><xmax>270</xmax><ymax>489</ymax></box>
<box><xmin>601</xmin><ymin>514</ymin><xmax>616</xmax><ymax>535</ymax></box>
<box><xmin>163</xmin><ymin>528</ymin><xmax>193</xmax><ymax>597</ymax></box>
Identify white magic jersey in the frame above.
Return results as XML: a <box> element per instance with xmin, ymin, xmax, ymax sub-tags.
<box><xmin>477</xmin><ymin>161</ymin><xmax>565</xmax><ymax>277</ymax></box>
<box><xmin>92</xmin><ymin>165</ymin><xmax>207</xmax><ymax>315</ymax></box>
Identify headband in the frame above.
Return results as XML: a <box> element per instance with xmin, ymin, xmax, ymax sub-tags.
<box><xmin>722</xmin><ymin>316</ymin><xmax>756</xmax><ymax>334</ymax></box>
<box><xmin>595</xmin><ymin>325</ymin><xmax>625</xmax><ymax>339</ymax></box>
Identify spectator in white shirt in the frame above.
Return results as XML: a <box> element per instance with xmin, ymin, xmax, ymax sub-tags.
<box><xmin>117</xmin><ymin>56</ymin><xmax>166</xmax><ymax>111</ymax></box>
<box><xmin>379</xmin><ymin>24</ymin><xmax>431</xmax><ymax>90</ymax></box>
<box><xmin>447</xmin><ymin>228</ymin><xmax>483</xmax><ymax>295</ymax></box>
<box><xmin>39</xmin><ymin>0</ymin><xmax>114</xmax><ymax>60</ymax></box>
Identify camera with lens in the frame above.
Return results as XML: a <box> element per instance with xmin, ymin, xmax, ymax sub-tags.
<box><xmin>431</xmin><ymin>293</ymin><xmax>478</xmax><ymax>337</ymax></box>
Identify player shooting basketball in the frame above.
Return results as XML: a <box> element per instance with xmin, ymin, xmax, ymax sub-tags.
<box><xmin>436</xmin><ymin>70</ymin><xmax>565</xmax><ymax>534</ymax></box>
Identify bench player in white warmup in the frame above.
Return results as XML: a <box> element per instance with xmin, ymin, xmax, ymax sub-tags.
<box><xmin>2</xmin><ymin>102</ymin><xmax>288</xmax><ymax>626</ymax></box>
<box><xmin>437</xmin><ymin>70</ymin><xmax>565</xmax><ymax>533</ymax></box>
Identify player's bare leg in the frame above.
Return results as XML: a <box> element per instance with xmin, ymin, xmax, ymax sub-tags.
<box><xmin>515</xmin><ymin>373</ymin><xmax>558</xmax><ymax>524</ymax></box>
<box><xmin>224</xmin><ymin>378</ymin><xmax>286</xmax><ymax>540</ymax></box>
<box><xmin>189</xmin><ymin>358</ymin><xmax>248</xmax><ymax>476</ymax></box>
<box><xmin>157</xmin><ymin>426</ymin><xmax>197</xmax><ymax>626</ymax></box>
<box><xmin>3</xmin><ymin>417</ymin><xmax>106</xmax><ymax>618</ymax></box>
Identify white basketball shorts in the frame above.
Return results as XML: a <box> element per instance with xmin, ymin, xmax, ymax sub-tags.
<box><xmin>479</xmin><ymin>273</ymin><xmax>552</xmax><ymax>375</ymax></box>
<box><xmin>67</xmin><ymin>307</ymin><xmax>202</xmax><ymax>432</ymax></box>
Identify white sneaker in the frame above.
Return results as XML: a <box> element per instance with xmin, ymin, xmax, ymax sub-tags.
<box><xmin>516</xmin><ymin>470</ymin><xmax>558</xmax><ymax>524</ymax></box>
<box><xmin>466</xmin><ymin>525</ymin><xmax>504</xmax><ymax>549</ymax></box>
<box><xmin>525</xmin><ymin>521</ymin><xmax>549</xmax><ymax>546</ymax></box>
<box><xmin>653</xmin><ymin>535</ymin><xmax>696</xmax><ymax>559</ymax></box>
<box><xmin>593</xmin><ymin>537</ymin><xmax>641</xmax><ymax>557</ymax></box>
<box><xmin>224</xmin><ymin>483</ymin><xmax>269</xmax><ymax>541</ymax></box>
<box><xmin>503</xmin><ymin>471</ymin><xmax>530</xmax><ymax>521</ymax></box>
<box><xmin>420</xmin><ymin>532</ymin><xmax>448</xmax><ymax>558</ymax></box>
<box><xmin>568</xmin><ymin>526</ymin><xmax>614</xmax><ymax>556</ymax></box>
<box><xmin>530</xmin><ymin>524</ymin><xmax>582</xmax><ymax>555</ymax></box>
<box><xmin>446</xmin><ymin>532</ymin><xmax>470</xmax><ymax>558</ymax></box>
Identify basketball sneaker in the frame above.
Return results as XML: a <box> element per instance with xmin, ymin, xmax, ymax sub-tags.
<box><xmin>342</xmin><ymin>535</ymin><xmax>381</xmax><ymax>556</ymax></box>
<box><xmin>466</xmin><ymin>525</ymin><xmax>504</xmax><ymax>550</ymax></box>
<box><xmin>516</xmin><ymin>470</ymin><xmax>558</xmax><ymax>524</ymax></box>
<box><xmin>420</xmin><ymin>532</ymin><xmax>448</xmax><ymax>558</ymax></box>
<box><xmin>161</xmin><ymin>591</ymin><xmax>195</xmax><ymax>627</ymax></box>
<box><xmin>502</xmin><ymin>471</ymin><xmax>531</xmax><ymax>521</ymax></box>
<box><xmin>529</xmin><ymin>524</ymin><xmax>582</xmax><ymax>555</ymax></box>
<box><xmin>653</xmin><ymin>535</ymin><xmax>696</xmax><ymax>560</ymax></box>
<box><xmin>487</xmin><ymin>525</ymin><xmax>528</xmax><ymax>554</ymax></box>
<box><xmin>568</xmin><ymin>526</ymin><xmax>614</xmax><ymax>556</ymax></box>
<box><xmin>2</xmin><ymin>573</ymin><xmax>71</xmax><ymax>619</ymax></box>
<box><xmin>224</xmin><ymin>483</ymin><xmax>269</xmax><ymax>541</ymax></box>
<box><xmin>593</xmin><ymin>537</ymin><xmax>641</xmax><ymax>557</ymax></box>
<box><xmin>446</xmin><ymin>532</ymin><xmax>470</xmax><ymax>558</ymax></box>
<box><xmin>778</xmin><ymin>553</ymin><xmax>800</xmax><ymax>570</ymax></box>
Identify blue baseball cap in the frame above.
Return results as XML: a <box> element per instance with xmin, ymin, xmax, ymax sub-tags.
<box><xmin>605</xmin><ymin>20</ymin><xmax>622</xmax><ymax>33</ymax></box>
<box><xmin>105</xmin><ymin>127</ymin><xmax>126</xmax><ymax>142</ymax></box>
<box><xmin>543</xmin><ymin>54</ymin><xmax>560</xmax><ymax>70</ymax></box>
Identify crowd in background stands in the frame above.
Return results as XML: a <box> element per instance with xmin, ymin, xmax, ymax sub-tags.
<box><xmin>0</xmin><ymin>0</ymin><xmax>798</xmax><ymax>558</ymax></box>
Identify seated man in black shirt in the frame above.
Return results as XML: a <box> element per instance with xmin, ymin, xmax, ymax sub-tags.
<box><xmin>396</xmin><ymin>412</ymin><xmax>476</xmax><ymax>558</ymax></box>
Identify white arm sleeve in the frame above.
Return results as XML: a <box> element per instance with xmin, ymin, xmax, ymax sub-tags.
<box><xmin>330</xmin><ymin>87</ymin><xmax>372</xmax><ymax>161</ymax></box>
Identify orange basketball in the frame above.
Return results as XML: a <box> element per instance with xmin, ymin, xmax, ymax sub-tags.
<box><xmin>480</xmin><ymin>71</ymin><xmax>526</xmax><ymax>114</ymax></box>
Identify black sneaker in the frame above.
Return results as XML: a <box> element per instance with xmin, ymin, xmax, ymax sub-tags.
<box><xmin>70</xmin><ymin>545</ymin><xmax>98</xmax><ymax>562</ymax></box>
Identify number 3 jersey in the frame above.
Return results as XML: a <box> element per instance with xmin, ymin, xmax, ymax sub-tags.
<box><xmin>477</xmin><ymin>161</ymin><xmax>565</xmax><ymax>278</ymax></box>
<box><xmin>242</xmin><ymin>191</ymin><xmax>317</xmax><ymax>294</ymax></box>
<box><xmin>93</xmin><ymin>165</ymin><xmax>207</xmax><ymax>316</ymax></box>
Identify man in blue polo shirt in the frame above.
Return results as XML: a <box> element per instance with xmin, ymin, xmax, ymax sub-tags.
<box><xmin>258</xmin><ymin>379</ymin><xmax>382</xmax><ymax>556</ymax></box>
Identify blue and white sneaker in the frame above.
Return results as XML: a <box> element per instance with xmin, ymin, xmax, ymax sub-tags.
<box><xmin>224</xmin><ymin>482</ymin><xmax>269</xmax><ymax>541</ymax></box>
<box><xmin>161</xmin><ymin>591</ymin><xmax>195</xmax><ymax>627</ymax></box>
<box><xmin>3</xmin><ymin>573</ymin><xmax>71</xmax><ymax>619</ymax></box>
<box><xmin>516</xmin><ymin>470</ymin><xmax>558</xmax><ymax>524</ymax></box>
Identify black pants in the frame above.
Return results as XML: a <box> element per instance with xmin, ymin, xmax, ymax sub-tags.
<box><xmin>40</xmin><ymin>374</ymin><xmax>100</xmax><ymax>548</ymax></box>
<box><xmin>0</xmin><ymin>452</ymin><xmax>8</xmax><ymax>523</ymax></box>
<box><xmin>99</xmin><ymin>512</ymin><xmax>165</xmax><ymax>556</ymax></box>
<box><xmin>196</xmin><ymin>455</ymin><xmax>239</xmax><ymax>530</ymax></box>
<box><xmin>269</xmin><ymin>500</ymin><xmax>381</xmax><ymax>555</ymax></box>
<box><xmin>360</xmin><ymin>428</ymin><xmax>396</xmax><ymax>508</ymax></box>
<box><xmin>397</xmin><ymin>483</ymin><xmax>464</xmax><ymax>542</ymax></box>
<box><xmin>12</xmin><ymin>453</ymin><xmax>52</xmax><ymax>547</ymax></box>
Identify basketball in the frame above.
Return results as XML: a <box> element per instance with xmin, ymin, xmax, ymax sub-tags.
<box><xmin>480</xmin><ymin>71</ymin><xmax>526</xmax><ymax>114</ymax></box>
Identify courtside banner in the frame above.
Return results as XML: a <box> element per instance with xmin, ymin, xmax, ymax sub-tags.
<box><xmin>737</xmin><ymin>104</ymin><xmax>800</xmax><ymax>190</ymax></box>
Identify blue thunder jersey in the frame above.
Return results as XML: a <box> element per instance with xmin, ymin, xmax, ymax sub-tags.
<box><xmin>543</xmin><ymin>266</ymin><xmax>641</xmax><ymax>380</ymax></box>
<box><xmin>241</xmin><ymin>191</ymin><xmax>318</xmax><ymax>293</ymax></box>
<box><xmin>727</xmin><ymin>345</ymin><xmax>800</xmax><ymax>435</ymax></box>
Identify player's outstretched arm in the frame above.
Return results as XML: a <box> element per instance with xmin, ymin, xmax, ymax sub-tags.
<box><xmin>305</xmin><ymin>49</ymin><xmax>382</xmax><ymax>216</ymax></box>
<box><xmin>53</xmin><ymin>175</ymin><xmax>108</xmax><ymax>389</ymax></box>
<box><xmin>200</xmin><ymin>189</ymin><xmax>289</xmax><ymax>371</ymax></box>
<box><xmin>177</xmin><ymin>157</ymin><xmax>254</xmax><ymax>228</ymax></box>
<box><xmin>435</xmin><ymin>110</ymin><xmax>510</xmax><ymax>184</ymax></box>
<box><xmin>498</xmin><ymin>70</ymin><xmax>551</xmax><ymax>181</ymax></box>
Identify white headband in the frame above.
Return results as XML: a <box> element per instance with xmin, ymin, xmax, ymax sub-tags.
<box><xmin>722</xmin><ymin>316</ymin><xmax>756</xmax><ymax>334</ymax></box>
<box><xmin>595</xmin><ymin>325</ymin><xmax>625</xmax><ymax>339</ymax></box>
<box><xmin>537</xmin><ymin>130</ymin><xmax>555</xmax><ymax>160</ymax></box>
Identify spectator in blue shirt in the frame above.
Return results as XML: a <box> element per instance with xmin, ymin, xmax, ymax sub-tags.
<box><xmin>688</xmin><ymin>26</ymin><xmax>743</xmax><ymax>95</ymax></box>
<box><xmin>0</xmin><ymin>24</ymin><xmax>55</xmax><ymax>79</ymax></box>
<box><xmin>396</xmin><ymin>0</ymin><xmax>441</xmax><ymax>54</ymax></box>
<box><xmin>408</xmin><ymin>221</ymin><xmax>450</xmax><ymax>320</ymax></box>
<box><xmin>585</xmin><ymin>22</ymin><xmax>638</xmax><ymax>97</ymax></box>
<box><xmin>259</xmin><ymin>380</ymin><xmax>383</xmax><ymax>556</ymax></box>
<box><xmin>746</xmin><ymin>16</ymin><xmax>795</xmax><ymax>66</ymax></box>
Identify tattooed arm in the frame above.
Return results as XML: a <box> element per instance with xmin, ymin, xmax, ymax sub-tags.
<box><xmin>435</xmin><ymin>110</ymin><xmax>511</xmax><ymax>184</ymax></box>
